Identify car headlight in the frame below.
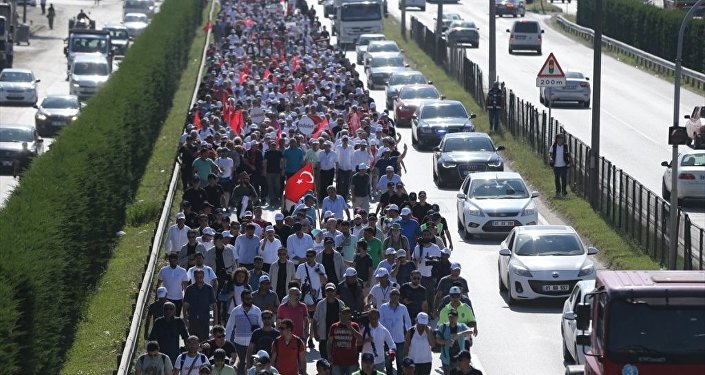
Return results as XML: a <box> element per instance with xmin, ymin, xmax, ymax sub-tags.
<box><xmin>441</xmin><ymin>161</ymin><xmax>456</xmax><ymax>168</ymax></box>
<box><xmin>466</xmin><ymin>206</ymin><xmax>482</xmax><ymax>216</ymax></box>
<box><xmin>521</xmin><ymin>203</ymin><xmax>537</xmax><ymax>216</ymax></box>
<box><xmin>72</xmin><ymin>83</ymin><xmax>80</xmax><ymax>88</ymax></box>
<box><xmin>577</xmin><ymin>264</ymin><xmax>595</xmax><ymax>277</ymax></box>
<box><xmin>510</xmin><ymin>264</ymin><xmax>533</xmax><ymax>277</ymax></box>
<box><xmin>71</xmin><ymin>116</ymin><xmax>79</xmax><ymax>121</ymax></box>
<box><xmin>36</xmin><ymin>113</ymin><xmax>47</xmax><ymax>121</ymax></box>
<box><xmin>487</xmin><ymin>160</ymin><xmax>503</xmax><ymax>168</ymax></box>
<box><xmin>462</xmin><ymin>124</ymin><xmax>475</xmax><ymax>131</ymax></box>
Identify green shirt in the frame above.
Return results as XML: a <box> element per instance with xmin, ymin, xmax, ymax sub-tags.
<box><xmin>192</xmin><ymin>157</ymin><xmax>217</xmax><ymax>181</ymax></box>
<box><xmin>215</xmin><ymin>364</ymin><xmax>238</xmax><ymax>375</ymax></box>
<box><xmin>438</xmin><ymin>302</ymin><xmax>475</xmax><ymax>325</ymax></box>
<box><xmin>364</xmin><ymin>237</ymin><xmax>383</xmax><ymax>268</ymax></box>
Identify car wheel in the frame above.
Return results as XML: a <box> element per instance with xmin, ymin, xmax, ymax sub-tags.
<box><xmin>662</xmin><ymin>181</ymin><xmax>671</xmax><ymax>200</ymax></box>
<box><xmin>508</xmin><ymin>47</ymin><xmax>513</xmax><ymax>54</ymax></box>
<box><xmin>498</xmin><ymin>266</ymin><xmax>507</xmax><ymax>291</ymax></box>
<box><xmin>437</xmin><ymin>173</ymin><xmax>446</xmax><ymax>188</ymax></box>
<box><xmin>507</xmin><ymin>287</ymin><xmax>519</xmax><ymax>305</ymax></box>
<box><xmin>583</xmin><ymin>99</ymin><xmax>590</xmax><ymax>108</ymax></box>
<box><xmin>513</xmin><ymin>12</ymin><xmax>518</xmax><ymax>17</ymax></box>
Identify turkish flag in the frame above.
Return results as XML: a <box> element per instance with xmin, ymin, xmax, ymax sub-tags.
<box><xmin>193</xmin><ymin>110</ymin><xmax>203</xmax><ymax>129</ymax></box>
<box><xmin>294</xmin><ymin>80</ymin><xmax>304</xmax><ymax>94</ymax></box>
<box><xmin>229</xmin><ymin>109</ymin><xmax>244</xmax><ymax>134</ymax></box>
<box><xmin>202</xmin><ymin>21</ymin><xmax>213</xmax><ymax>33</ymax></box>
<box><xmin>348</xmin><ymin>112</ymin><xmax>361</xmax><ymax>133</ymax></box>
<box><xmin>284</xmin><ymin>163</ymin><xmax>315</xmax><ymax>203</ymax></box>
<box><xmin>312</xmin><ymin>116</ymin><xmax>328</xmax><ymax>138</ymax></box>
<box><xmin>292</xmin><ymin>55</ymin><xmax>300</xmax><ymax>71</ymax></box>
<box><xmin>239</xmin><ymin>71</ymin><xmax>248</xmax><ymax>84</ymax></box>
<box><xmin>263</xmin><ymin>68</ymin><xmax>271</xmax><ymax>81</ymax></box>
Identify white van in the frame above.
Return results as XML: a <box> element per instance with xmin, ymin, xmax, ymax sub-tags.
<box><xmin>69</xmin><ymin>54</ymin><xmax>111</xmax><ymax>100</ymax></box>
<box><xmin>507</xmin><ymin>20</ymin><xmax>544</xmax><ymax>54</ymax></box>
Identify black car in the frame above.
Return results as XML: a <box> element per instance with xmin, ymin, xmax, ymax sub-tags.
<box><xmin>432</xmin><ymin>132</ymin><xmax>505</xmax><ymax>187</ymax></box>
<box><xmin>496</xmin><ymin>0</ymin><xmax>526</xmax><ymax>17</ymax></box>
<box><xmin>411</xmin><ymin>100</ymin><xmax>476</xmax><ymax>149</ymax></box>
<box><xmin>34</xmin><ymin>95</ymin><xmax>81</xmax><ymax>137</ymax></box>
<box><xmin>103</xmin><ymin>24</ymin><xmax>132</xmax><ymax>55</ymax></box>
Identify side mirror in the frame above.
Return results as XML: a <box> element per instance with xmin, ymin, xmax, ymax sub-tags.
<box><xmin>541</xmin><ymin>30</ymin><xmax>545</xmax><ymax>33</ymax></box>
<box><xmin>499</xmin><ymin>248</ymin><xmax>511</xmax><ymax>256</ymax></box>
<box><xmin>432</xmin><ymin>146</ymin><xmax>440</xmax><ymax>152</ymax></box>
<box><xmin>576</xmin><ymin>333</ymin><xmax>591</xmax><ymax>347</ymax></box>
<box><xmin>684</xmin><ymin>115</ymin><xmax>691</xmax><ymax>119</ymax></box>
<box><xmin>496</xmin><ymin>145</ymin><xmax>505</xmax><ymax>151</ymax></box>
<box><xmin>456</xmin><ymin>192</ymin><xmax>467</xmax><ymax>199</ymax></box>
<box><xmin>469</xmin><ymin>114</ymin><xmax>477</xmax><ymax>119</ymax></box>
<box><xmin>404</xmin><ymin>64</ymin><xmax>410</xmax><ymax>67</ymax></box>
<box><xmin>575</xmin><ymin>303</ymin><xmax>591</xmax><ymax>331</ymax></box>
<box><xmin>562</xmin><ymin>311</ymin><xmax>576</xmax><ymax>321</ymax></box>
<box><xmin>440</xmin><ymin>95</ymin><xmax>447</xmax><ymax>100</ymax></box>
<box><xmin>35</xmin><ymin>79</ymin><xmax>41</xmax><ymax>83</ymax></box>
<box><xmin>531</xmin><ymin>191</ymin><xmax>539</xmax><ymax>198</ymax></box>
<box><xmin>506</xmin><ymin>29</ymin><xmax>511</xmax><ymax>32</ymax></box>
<box><xmin>587</xmin><ymin>246</ymin><xmax>599</xmax><ymax>255</ymax></box>
<box><xmin>32</xmin><ymin>104</ymin><xmax>38</xmax><ymax>109</ymax></box>
<box><xmin>428</xmin><ymin>80</ymin><xmax>433</xmax><ymax>84</ymax></box>
<box><xmin>661</xmin><ymin>161</ymin><xmax>670</xmax><ymax>167</ymax></box>
<box><xmin>63</xmin><ymin>46</ymin><xmax>69</xmax><ymax>55</ymax></box>
<box><xmin>585</xmin><ymin>77</ymin><xmax>590</xmax><ymax>81</ymax></box>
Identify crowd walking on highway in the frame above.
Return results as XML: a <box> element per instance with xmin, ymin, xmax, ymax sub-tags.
<box><xmin>136</xmin><ymin>0</ymin><xmax>481</xmax><ymax>374</ymax></box>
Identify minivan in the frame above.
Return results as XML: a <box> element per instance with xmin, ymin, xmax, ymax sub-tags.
<box><xmin>507</xmin><ymin>20</ymin><xmax>544</xmax><ymax>54</ymax></box>
<box><xmin>69</xmin><ymin>54</ymin><xmax>111</xmax><ymax>101</ymax></box>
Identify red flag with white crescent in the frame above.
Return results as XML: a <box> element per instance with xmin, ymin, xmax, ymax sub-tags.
<box><xmin>284</xmin><ymin>163</ymin><xmax>315</xmax><ymax>203</ymax></box>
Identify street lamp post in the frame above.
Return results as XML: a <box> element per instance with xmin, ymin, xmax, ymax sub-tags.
<box><xmin>435</xmin><ymin>0</ymin><xmax>444</xmax><ymax>61</ymax></box>
<box><xmin>489</xmin><ymin>0</ymin><xmax>496</xmax><ymax>86</ymax></box>
<box><xmin>589</xmin><ymin>0</ymin><xmax>603</xmax><ymax>210</ymax></box>
<box><xmin>668</xmin><ymin>0</ymin><xmax>704</xmax><ymax>270</ymax></box>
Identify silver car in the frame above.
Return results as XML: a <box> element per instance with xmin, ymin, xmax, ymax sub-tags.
<box><xmin>439</xmin><ymin>12</ymin><xmax>462</xmax><ymax>32</ymax></box>
<box><xmin>364</xmin><ymin>40</ymin><xmax>402</xmax><ymax>67</ymax></box>
<box><xmin>355</xmin><ymin>34</ymin><xmax>386</xmax><ymax>64</ymax></box>
<box><xmin>123</xmin><ymin>13</ymin><xmax>150</xmax><ymax>37</ymax></box>
<box><xmin>366</xmin><ymin>54</ymin><xmax>407</xmax><ymax>89</ymax></box>
<box><xmin>384</xmin><ymin>70</ymin><xmax>429</xmax><ymax>109</ymax></box>
<box><xmin>561</xmin><ymin>279</ymin><xmax>595</xmax><ymax>364</ymax></box>
<box><xmin>0</xmin><ymin>125</ymin><xmax>44</xmax><ymax>170</ymax></box>
<box><xmin>661</xmin><ymin>149</ymin><xmax>705</xmax><ymax>203</ymax></box>
<box><xmin>507</xmin><ymin>20</ymin><xmax>543</xmax><ymax>54</ymax></box>
<box><xmin>540</xmin><ymin>71</ymin><xmax>591</xmax><ymax>108</ymax></box>
<box><xmin>0</xmin><ymin>68</ymin><xmax>40</xmax><ymax>106</ymax></box>
<box><xmin>446</xmin><ymin>20</ymin><xmax>480</xmax><ymax>48</ymax></box>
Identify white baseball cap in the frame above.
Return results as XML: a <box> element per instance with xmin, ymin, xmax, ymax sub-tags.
<box><xmin>176</xmin><ymin>212</ymin><xmax>186</xmax><ymax>220</ymax></box>
<box><xmin>156</xmin><ymin>287</ymin><xmax>167</xmax><ymax>298</ymax></box>
<box><xmin>203</xmin><ymin>227</ymin><xmax>216</xmax><ymax>236</ymax></box>
<box><xmin>416</xmin><ymin>312</ymin><xmax>429</xmax><ymax>325</ymax></box>
<box><xmin>449</xmin><ymin>286</ymin><xmax>462</xmax><ymax>295</ymax></box>
<box><xmin>401</xmin><ymin>207</ymin><xmax>412</xmax><ymax>216</ymax></box>
<box><xmin>451</xmin><ymin>262</ymin><xmax>461</xmax><ymax>271</ymax></box>
<box><xmin>344</xmin><ymin>267</ymin><xmax>357</xmax><ymax>277</ymax></box>
<box><xmin>274</xmin><ymin>212</ymin><xmax>285</xmax><ymax>220</ymax></box>
<box><xmin>375</xmin><ymin>268</ymin><xmax>390</xmax><ymax>278</ymax></box>
<box><xmin>385</xmin><ymin>247</ymin><xmax>396</xmax><ymax>255</ymax></box>
<box><xmin>358</xmin><ymin>163</ymin><xmax>368</xmax><ymax>170</ymax></box>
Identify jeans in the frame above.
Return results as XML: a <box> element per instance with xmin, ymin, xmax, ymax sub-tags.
<box><xmin>488</xmin><ymin>108</ymin><xmax>501</xmax><ymax>131</ymax></box>
<box><xmin>415</xmin><ymin>363</ymin><xmax>432</xmax><ymax>375</ymax></box>
<box><xmin>266</xmin><ymin>172</ymin><xmax>282</xmax><ymax>203</ymax></box>
<box><xmin>336</xmin><ymin>169</ymin><xmax>352</xmax><ymax>199</ymax></box>
<box><xmin>332</xmin><ymin>365</ymin><xmax>359</xmax><ymax>375</ymax></box>
<box><xmin>553</xmin><ymin>166</ymin><xmax>568</xmax><ymax>195</ymax></box>
<box><xmin>235</xmin><ymin>343</ymin><xmax>249</xmax><ymax>375</ymax></box>
<box><xmin>385</xmin><ymin>342</ymin><xmax>406</xmax><ymax>375</ymax></box>
<box><xmin>421</xmin><ymin>276</ymin><xmax>434</xmax><ymax>313</ymax></box>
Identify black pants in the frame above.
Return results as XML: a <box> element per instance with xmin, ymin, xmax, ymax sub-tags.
<box><xmin>415</xmin><ymin>363</ymin><xmax>432</xmax><ymax>375</ymax></box>
<box><xmin>336</xmin><ymin>169</ymin><xmax>352</xmax><ymax>200</ymax></box>
<box><xmin>235</xmin><ymin>343</ymin><xmax>249</xmax><ymax>375</ymax></box>
<box><xmin>553</xmin><ymin>166</ymin><xmax>568</xmax><ymax>195</ymax></box>
<box><xmin>40</xmin><ymin>3</ymin><xmax>46</xmax><ymax>13</ymax></box>
<box><xmin>168</xmin><ymin>298</ymin><xmax>183</xmax><ymax>317</ymax></box>
<box><xmin>421</xmin><ymin>276</ymin><xmax>434</xmax><ymax>313</ymax></box>
<box><xmin>320</xmin><ymin>169</ymin><xmax>335</xmax><ymax>200</ymax></box>
<box><xmin>319</xmin><ymin>339</ymin><xmax>328</xmax><ymax>359</ymax></box>
<box><xmin>489</xmin><ymin>108</ymin><xmax>501</xmax><ymax>131</ymax></box>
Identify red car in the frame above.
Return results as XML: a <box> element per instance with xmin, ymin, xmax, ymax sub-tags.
<box><xmin>393</xmin><ymin>85</ymin><xmax>443</xmax><ymax>127</ymax></box>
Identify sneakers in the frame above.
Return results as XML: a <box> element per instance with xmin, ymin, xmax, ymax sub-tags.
<box><xmin>555</xmin><ymin>193</ymin><xmax>562</xmax><ymax>199</ymax></box>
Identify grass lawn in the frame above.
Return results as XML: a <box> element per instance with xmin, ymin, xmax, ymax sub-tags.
<box><xmin>527</xmin><ymin>0</ymin><xmax>563</xmax><ymax>14</ymax></box>
<box><xmin>57</xmin><ymin>4</ymin><xmax>217</xmax><ymax>375</ymax></box>
<box><xmin>386</xmin><ymin>17</ymin><xmax>659</xmax><ymax>270</ymax></box>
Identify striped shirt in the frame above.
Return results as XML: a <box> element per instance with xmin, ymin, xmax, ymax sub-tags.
<box><xmin>225</xmin><ymin>304</ymin><xmax>263</xmax><ymax>346</ymax></box>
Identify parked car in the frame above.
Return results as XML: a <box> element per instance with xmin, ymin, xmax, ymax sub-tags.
<box><xmin>0</xmin><ymin>68</ymin><xmax>40</xmax><ymax>105</ymax></box>
<box><xmin>399</xmin><ymin>0</ymin><xmax>426</xmax><ymax>11</ymax></box>
<box><xmin>684</xmin><ymin>105</ymin><xmax>704</xmax><ymax>149</ymax></box>
<box><xmin>122</xmin><ymin>13</ymin><xmax>149</xmax><ymax>37</ymax></box>
<box><xmin>439</xmin><ymin>12</ymin><xmax>462</xmax><ymax>32</ymax></box>
<box><xmin>364</xmin><ymin>40</ymin><xmax>402</xmax><ymax>67</ymax></box>
<box><xmin>433</xmin><ymin>132</ymin><xmax>505</xmax><ymax>187</ymax></box>
<box><xmin>561</xmin><ymin>280</ymin><xmax>595</xmax><ymax>364</ymax></box>
<box><xmin>661</xmin><ymin>149</ymin><xmax>705</xmax><ymax>203</ymax></box>
<box><xmin>34</xmin><ymin>95</ymin><xmax>81</xmax><ymax>137</ymax></box>
<box><xmin>446</xmin><ymin>20</ymin><xmax>480</xmax><ymax>48</ymax></box>
<box><xmin>457</xmin><ymin>172</ymin><xmax>538</xmax><ymax>239</ymax></box>
<box><xmin>366</xmin><ymin>54</ymin><xmax>407</xmax><ymax>89</ymax></box>
<box><xmin>0</xmin><ymin>124</ymin><xmax>44</xmax><ymax>171</ymax></box>
<box><xmin>355</xmin><ymin>34</ymin><xmax>386</xmax><ymax>64</ymax></box>
<box><xmin>385</xmin><ymin>70</ymin><xmax>429</xmax><ymax>109</ymax></box>
<box><xmin>498</xmin><ymin>225</ymin><xmax>598</xmax><ymax>305</ymax></box>
<box><xmin>507</xmin><ymin>20</ymin><xmax>543</xmax><ymax>54</ymax></box>
<box><xmin>394</xmin><ymin>84</ymin><xmax>442</xmax><ymax>126</ymax></box>
<box><xmin>496</xmin><ymin>0</ymin><xmax>526</xmax><ymax>17</ymax></box>
<box><xmin>103</xmin><ymin>24</ymin><xmax>132</xmax><ymax>55</ymax></box>
<box><xmin>540</xmin><ymin>70</ymin><xmax>591</xmax><ymax>108</ymax></box>
<box><xmin>411</xmin><ymin>100</ymin><xmax>475</xmax><ymax>148</ymax></box>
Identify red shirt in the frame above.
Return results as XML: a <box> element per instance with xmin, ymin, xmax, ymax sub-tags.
<box><xmin>272</xmin><ymin>335</ymin><xmax>305</xmax><ymax>375</ymax></box>
<box><xmin>277</xmin><ymin>302</ymin><xmax>308</xmax><ymax>338</ymax></box>
<box><xmin>328</xmin><ymin>321</ymin><xmax>360</xmax><ymax>366</ymax></box>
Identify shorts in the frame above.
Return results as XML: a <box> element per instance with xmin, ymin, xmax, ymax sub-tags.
<box><xmin>219</xmin><ymin>177</ymin><xmax>233</xmax><ymax>191</ymax></box>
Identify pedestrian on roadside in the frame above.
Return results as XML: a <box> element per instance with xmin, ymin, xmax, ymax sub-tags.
<box><xmin>327</xmin><ymin>307</ymin><xmax>362</xmax><ymax>375</ymax></box>
<box><xmin>246</xmin><ymin>310</ymin><xmax>280</xmax><ymax>367</ymax></box>
<box><xmin>225</xmin><ymin>289</ymin><xmax>263</xmax><ymax>375</ymax></box>
<box><xmin>135</xmin><ymin>341</ymin><xmax>173</xmax><ymax>375</ymax></box>
<box><xmin>436</xmin><ymin>309</ymin><xmax>474</xmax><ymax>375</ymax></box>
<box><xmin>352</xmin><ymin>353</ymin><xmax>385</xmax><ymax>375</ymax></box>
<box><xmin>313</xmin><ymin>283</ymin><xmax>346</xmax><ymax>359</ymax></box>
<box><xmin>40</xmin><ymin>0</ymin><xmax>46</xmax><ymax>14</ymax></box>
<box><xmin>148</xmin><ymin>302</ymin><xmax>189</xmax><ymax>365</ymax></box>
<box><xmin>201</xmin><ymin>325</ymin><xmax>238</xmax><ymax>364</ymax></box>
<box><xmin>47</xmin><ymin>4</ymin><xmax>56</xmax><ymax>30</ymax></box>
<box><xmin>486</xmin><ymin>81</ymin><xmax>503</xmax><ymax>132</ymax></box>
<box><xmin>270</xmin><ymin>319</ymin><xmax>306</xmax><ymax>375</ymax></box>
<box><xmin>174</xmin><ymin>335</ymin><xmax>211</xmax><ymax>374</ymax></box>
<box><xmin>158</xmin><ymin>253</ymin><xmax>189</xmax><ymax>316</ymax></box>
<box><xmin>548</xmin><ymin>133</ymin><xmax>571</xmax><ymax>198</ymax></box>
<box><xmin>211</xmin><ymin>349</ymin><xmax>237</xmax><ymax>375</ymax></box>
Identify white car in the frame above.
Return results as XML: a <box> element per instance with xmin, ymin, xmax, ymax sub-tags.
<box><xmin>456</xmin><ymin>172</ymin><xmax>539</xmax><ymax>239</ymax></box>
<box><xmin>364</xmin><ymin>40</ymin><xmax>402</xmax><ymax>67</ymax></box>
<box><xmin>122</xmin><ymin>13</ymin><xmax>150</xmax><ymax>37</ymax></box>
<box><xmin>497</xmin><ymin>225</ymin><xmax>598</xmax><ymax>305</ymax></box>
<box><xmin>560</xmin><ymin>279</ymin><xmax>595</xmax><ymax>364</ymax></box>
<box><xmin>355</xmin><ymin>34</ymin><xmax>386</xmax><ymax>64</ymax></box>
<box><xmin>0</xmin><ymin>68</ymin><xmax>40</xmax><ymax>105</ymax></box>
<box><xmin>684</xmin><ymin>105</ymin><xmax>704</xmax><ymax>148</ymax></box>
<box><xmin>661</xmin><ymin>150</ymin><xmax>705</xmax><ymax>203</ymax></box>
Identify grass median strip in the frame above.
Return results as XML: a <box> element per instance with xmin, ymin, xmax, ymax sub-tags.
<box><xmin>385</xmin><ymin>17</ymin><xmax>659</xmax><ymax>270</ymax></box>
<box><xmin>58</xmin><ymin>5</ymin><xmax>215</xmax><ymax>375</ymax></box>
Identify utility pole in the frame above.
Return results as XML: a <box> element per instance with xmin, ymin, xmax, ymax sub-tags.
<box><xmin>589</xmin><ymin>0</ymin><xmax>603</xmax><ymax>210</ymax></box>
<box><xmin>401</xmin><ymin>0</ymin><xmax>406</xmax><ymax>37</ymax></box>
<box><xmin>489</xmin><ymin>0</ymin><xmax>496</xmax><ymax>86</ymax></box>
<box><xmin>668</xmin><ymin>0</ymin><xmax>704</xmax><ymax>270</ymax></box>
<box><xmin>435</xmin><ymin>0</ymin><xmax>444</xmax><ymax>61</ymax></box>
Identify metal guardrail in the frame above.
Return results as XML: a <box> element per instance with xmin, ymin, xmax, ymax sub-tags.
<box><xmin>555</xmin><ymin>15</ymin><xmax>705</xmax><ymax>91</ymax></box>
<box><xmin>114</xmin><ymin>0</ymin><xmax>216</xmax><ymax>373</ymax></box>
<box><xmin>408</xmin><ymin>16</ymin><xmax>704</xmax><ymax>270</ymax></box>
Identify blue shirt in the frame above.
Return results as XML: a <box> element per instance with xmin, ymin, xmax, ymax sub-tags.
<box><xmin>400</xmin><ymin>218</ymin><xmax>421</xmax><ymax>249</ymax></box>
<box><xmin>235</xmin><ymin>234</ymin><xmax>260</xmax><ymax>264</ymax></box>
<box><xmin>321</xmin><ymin>195</ymin><xmax>348</xmax><ymax>219</ymax></box>
<box><xmin>283</xmin><ymin>147</ymin><xmax>305</xmax><ymax>174</ymax></box>
<box><xmin>378</xmin><ymin>302</ymin><xmax>412</xmax><ymax>343</ymax></box>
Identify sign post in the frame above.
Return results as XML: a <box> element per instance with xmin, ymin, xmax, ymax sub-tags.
<box><xmin>536</xmin><ymin>53</ymin><xmax>566</xmax><ymax>130</ymax></box>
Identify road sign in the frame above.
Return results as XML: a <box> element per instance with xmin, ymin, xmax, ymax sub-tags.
<box><xmin>536</xmin><ymin>53</ymin><xmax>566</xmax><ymax>87</ymax></box>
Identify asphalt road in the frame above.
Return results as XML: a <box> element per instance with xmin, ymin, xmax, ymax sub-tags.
<box><xmin>386</xmin><ymin>0</ymin><xmax>705</xmax><ymax>240</ymax></box>
<box><xmin>0</xmin><ymin>0</ymin><xmax>147</xmax><ymax>207</ymax></box>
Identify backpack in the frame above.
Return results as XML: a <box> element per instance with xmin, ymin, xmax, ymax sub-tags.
<box><xmin>180</xmin><ymin>353</ymin><xmax>207</xmax><ymax>374</ymax></box>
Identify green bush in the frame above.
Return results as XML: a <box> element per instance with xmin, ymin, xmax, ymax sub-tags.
<box><xmin>0</xmin><ymin>0</ymin><xmax>203</xmax><ymax>372</ymax></box>
<box><xmin>577</xmin><ymin>0</ymin><xmax>705</xmax><ymax>72</ymax></box>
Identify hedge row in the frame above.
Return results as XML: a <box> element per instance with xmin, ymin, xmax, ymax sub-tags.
<box><xmin>0</xmin><ymin>0</ymin><xmax>203</xmax><ymax>372</ymax></box>
<box><xmin>577</xmin><ymin>0</ymin><xmax>705</xmax><ymax>72</ymax></box>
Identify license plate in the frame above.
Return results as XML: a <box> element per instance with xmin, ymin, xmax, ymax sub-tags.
<box><xmin>516</xmin><ymin>36</ymin><xmax>526</xmax><ymax>40</ymax></box>
<box><xmin>543</xmin><ymin>284</ymin><xmax>570</xmax><ymax>292</ymax></box>
<box><xmin>52</xmin><ymin>121</ymin><xmax>65</xmax><ymax>126</ymax></box>
<box><xmin>493</xmin><ymin>220</ymin><xmax>514</xmax><ymax>227</ymax></box>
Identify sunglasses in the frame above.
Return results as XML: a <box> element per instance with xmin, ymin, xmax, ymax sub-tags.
<box><xmin>188</xmin><ymin>236</ymin><xmax>196</xmax><ymax>239</ymax></box>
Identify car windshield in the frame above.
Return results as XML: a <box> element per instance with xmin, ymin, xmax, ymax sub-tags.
<box><xmin>74</xmin><ymin>62</ymin><xmax>109</xmax><ymax>76</ymax></box>
<box><xmin>469</xmin><ymin>178</ymin><xmax>529</xmax><ymax>199</ymax></box>
<box><xmin>700</xmin><ymin>107</ymin><xmax>705</xmax><ymax>117</ymax></box>
<box><xmin>443</xmin><ymin>13</ymin><xmax>461</xmax><ymax>20</ymax></box>
<box><xmin>565</xmin><ymin>71</ymin><xmax>585</xmax><ymax>79</ymax></box>
<box><xmin>369</xmin><ymin>43</ymin><xmax>400</xmax><ymax>53</ymax></box>
<box><xmin>107</xmin><ymin>29</ymin><xmax>129</xmax><ymax>39</ymax></box>
<box><xmin>0</xmin><ymin>128</ymin><xmax>34</xmax><ymax>142</ymax></box>
<box><xmin>607</xmin><ymin>299</ymin><xmax>705</xmax><ymax>362</ymax></box>
<box><xmin>341</xmin><ymin>3</ymin><xmax>382</xmax><ymax>21</ymax></box>
<box><xmin>41</xmin><ymin>97</ymin><xmax>80</xmax><ymax>109</ymax></box>
<box><xmin>421</xmin><ymin>104</ymin><xmax>468</xmax><ymax>119</ymax></box>
<box><xmin>681</xmin><ymin>153</ymin><xmax>705</xmax><ymax>166</ymax></box>
<box><xmin>513</xmin><ymin>22</ymin><xmax>539</xmax><ymax>33</ymax></box>
<box><xmin>0</xmin><ymin>72</ymin><xmax>33</xmax><ymax>82</ymax></box>
<box><xmin>400</xmin><ymin>87</ymin><xmax>439</xmax><ymax>99</ymax></box>
<box><xmin>451</xmin><ymin>21</ymin><xmax>476</xmax><ymax>28</ymax></box>
<box><xmin>71</xmin><ymin>37</ymin><xmax>109</xmax><ymax>53</ymax></box>
<box><xmin>443</xmin><ymin>137</ymin><xmax>494</xmax><ymax>152</ymax></box>
<box><xmin>514</xmin><ymin>233</ymin><xmax>584</xmax><ymax>256</ymax></box>
<box><xmin>125</xmin><ymin>0</ymin><xmax>150</xmax><ymax>9</ymax></box>
<box><xmin>358</xmin><ymin>36</ymin><xmax>384</xmax><ymax>46</ymax></box>
<box><xmin>370</xmin><ymin>56</ymin><xmax>404</xmax><ymax>68</ymax></box>
<box><xmin>389</xmin><ymin>74</ymin><xmax>426</xmax><ymax>86</ymax></box>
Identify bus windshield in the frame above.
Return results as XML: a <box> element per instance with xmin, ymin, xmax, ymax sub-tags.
<box><xmin>341</xmin><ymin>3</ymin><xmax>382</xmax><ymax>21</ymax></box>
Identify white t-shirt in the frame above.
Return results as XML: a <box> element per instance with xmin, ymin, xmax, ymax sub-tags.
<box><xmin>174</xmin><ymin>353</ymin><xmax>210</xmax><ymax>375</ymax></box>
<box><xmin>368</xmin><ymin>282</ymin><xmax>400</xmax><ymax>308</ymax></box>
<box><xmin>296</xmin><ymin>262</ymin><xmax>327</xmax><ymax>299</ymax></box>
<box><xmin>186</xmin><ymin>265</ymin><xmax>218</xmax><ymax>285</ymax></box>
<box><xmin>259</xmin><ymin>237</ymin><xmax>282</xmax><ymax>265</ymax></box>
<box><xmin>216</xmin><ymin>157</ymin><xmax>235</xmax><ymax>178</ymax></box>
<box><xmin>412</xmin><ymin>244</ymin><xmax>441</xmax><ymax>277</ymax></box>
<box><xmin>553</xmin><ymin>144</ymin><xmax>567</xmax><ymax>167</ymax></box>
<box><xmin>158</xmin><ymin>265</ymin><xmax>189</xmax><ymax>300</ymax></box>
